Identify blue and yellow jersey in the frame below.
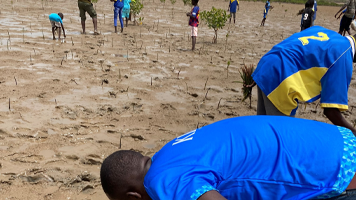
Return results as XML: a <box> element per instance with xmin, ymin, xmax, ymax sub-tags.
<box><xmin>229</xmin><ymin>0</ymin><xmax>238</xmax><ymax>13</ymax></box>
<box><xmin>264</xmin><ymin>0</ymin><xmax>271</xmax><ymax>13</ymax></box>
<box><xmin>252</xmin><ymin>26</ymin><xmax>355</xmax><ymax>116</ymax></box>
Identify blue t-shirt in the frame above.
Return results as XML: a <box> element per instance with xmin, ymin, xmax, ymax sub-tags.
<box><xmin>265</xmin><ymin>0</ymin><xmax>271</xmax><ymax>13</ymax></box>
<box><xmin>252</xmin><ymin>26</ymin><xmax>354</xmax><ymax>116</ymax></box>
<box><xmin>229</xmin><ymin>0</ymin><xmax>238</xmax><ymax>13</ymax></box>
<box><xmin>144</xmin><ymin>116</ymin><xmax>355</xmax><ymax>200</ymax></box>
<box><xmin>313</xmin><ymin>0</ymin><xmax>317</xmax><ymax>20</ymax></box>
<box><xmin>49</xmin><ymin>13</ymin><xmax>63</xmax><ymax>24</ymax></box>
<box><xmin>114</xmin><ymin>0</ymin><xmax>124</xmax><ymax>8</ymax></box>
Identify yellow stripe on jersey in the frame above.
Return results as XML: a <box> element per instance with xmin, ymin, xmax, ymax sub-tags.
<box><xmin>267</xmin><ymin>67</ymin><xmax>328</xmax><ymax>115</ymax></box>
<box><xmin>320</xmin><ymin>103</ymin><xmax>348</xmax><ymax>111</ymax></box>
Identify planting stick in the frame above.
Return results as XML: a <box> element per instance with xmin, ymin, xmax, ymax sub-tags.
<box><xmin>217</xmin><ymin>98</ymin><xmax>223</xmax><ymax>109</ymax></box>
<box><xmin>33</xmin><ymin>48</ymin><xmax>36</xmax><ymax>55</ymax></box>
<box><xmin>7</xmin><ymin>30</ymin><xmax>10</xmax><ymax>40</ymax></box>
<box><xmin>204</xmin><ymin>78</ymin><xmax>209</xmax><ymax>90</ymax></box>
<box><xmin>9</xmin><ymin>98</ymin><xmax>10</xmax><ymax>110</ymax></box>
<box><xmin>30</xmin><ymin>53</ymin><xmax>32</xmax><ymax>62</ymax></box>
<box><xmin>14</xmin><ymin>76</ymin><xmax>17</xmax><ymax>85</ymax></box>
<box><xmin>104</xmin><ymin>14</ymin><xmax>105</xmax><ymax>24</ymax></box>
<box><xmin>119</xmin><ymin>69</ymin><xmax>121</xmax><ymax>79</ymax></box>
<box><xmin>119</xmin><ymin>134</ymin><xmax>122</xmax><ymax>149</ymax></box>
<box><xmin>203</xmin><ymin>88</ymin><xmax>210</xmax><ymax>102</ymax></box>
<box><xmin>112</xmin><ymin>37</ymin><xmax>113</xmax><ymax>48</ymax></box>
<box><xmin>157</xmin><ymin>53</ymin><xmax>158</xmax><ymax>61</ymax></box>
<box><xmin>71</xmin><ymin>37</ymin><xmax>74</xmax><ymax>46</ymax></box>
<box><xmin>151</xmin><ymin>77</ymin><xmax>152</xmax><ymax>86</ymax></box>
<box><xmin>127</xmin><ymin>50</ymin><xmax>129</xmax><ymax>61</ymax></box>
<box><xmin>184</xmin><ymin>81</ymin><xmax>188</xmax><ymax>93</ymax></box>
<box><xmin>55</xmin><ymin>99</ymin><xmax>57</xmax><ymax>105</ymax></box>
<box><xmin>177</xmin><ymin>68</ymin><xmax>181</xmax><ymax>79</ymax></box>
<box><xmin>23</xmin><ymin>27</ymin><xmax>24</xmax><ymax>43</ymax></box>
<box><xmin>61</xmin><ymin>57</ymin><xmax>65</xmax><ymax>65</ymax></box>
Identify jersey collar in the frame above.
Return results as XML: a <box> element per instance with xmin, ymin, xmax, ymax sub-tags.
<box><xmin>346</xmin><ymin>35</ymin><xmax>356</xmax><ymax>57</ymax></box>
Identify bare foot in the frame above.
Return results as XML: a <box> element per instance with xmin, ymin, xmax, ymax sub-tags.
<box><xmin>94</xmin><ymin>30</ymin><xmax>100</xmax><ymax>35</ymax></box>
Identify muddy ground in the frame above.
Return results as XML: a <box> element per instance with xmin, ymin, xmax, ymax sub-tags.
<box><xmin>0</xmin><ymin>0</ymin><xmax>356</xmax><ymax>199</ymax></box>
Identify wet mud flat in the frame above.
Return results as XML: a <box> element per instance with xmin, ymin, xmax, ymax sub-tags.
<box><xmin>0</xmin><ymin>0</ymin><xmax>356</xmax><ymax>199</ymax></box>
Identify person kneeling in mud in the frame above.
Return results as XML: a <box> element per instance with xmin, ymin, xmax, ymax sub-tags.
<box><xmin>100</xmin><ymin>116</ymin><xmax>356</xmax><ymax>200</ymax></box>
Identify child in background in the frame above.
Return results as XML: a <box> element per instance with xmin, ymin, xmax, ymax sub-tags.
<box><xmin>49</xmin><ymin>13</ymin><xmax>66</xmax><ymax>40</ymax></box>
<box><xmin>228</xmin><ymin>0</ymin><xmax>239</xmax><ymax>24</ymax></box>
<box><xmin>111</xmin><ymin>0</ymin><xmax>124</xmax><ymax>33</ymax></box>
<box><xmin>186</xmin><ymin>0</ymin><xmax>199</xmax><ymax>51</ymax></box>
<box><xmin>301</xmin><ymin>0</ymin><xmax>314</xmax><ymax>31</ymax></box>
<box><xmin>260</xmin><ymin>0</ymin><xmax>273</xmax><ymax>26</ymax></box>
<box><xmin>122</xmin><ymin>0</ymin><xmax>131</xmax><ymax>27</ymax></box>
<box><xmin>337</xmin><ymin>8</ymin><xmax>352</xmax><ymax>36</ymax></box>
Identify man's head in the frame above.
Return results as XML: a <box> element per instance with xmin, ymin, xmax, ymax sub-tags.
<box><xmin>191</xmin><ymin>0</ymin><xmax>198</xmax><ymax>6</ymax></box>
<box><xmin>307</xmin><ymin>0</ymin><xmax>314</xmax><ymax>8</ymax></box>
<box><xmin>100</xmin><ymin>150</ymin><xmax>152</xmax><ymax>200</ymax></box>
<box><xmin>58</xmin><ymin>13</ymin><xmax>64</xmax><ymax>20</ymax></box>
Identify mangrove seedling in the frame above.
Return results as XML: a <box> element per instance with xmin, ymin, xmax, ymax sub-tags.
<box><xmin>200</xmin><ymin>7</ymin><xmax>230</xmax><ymax>43</ymax></box>
<box><xmin>238</xmin><ymin>64</ymin><xmax>255</xmax><ymax>108</ymax></box>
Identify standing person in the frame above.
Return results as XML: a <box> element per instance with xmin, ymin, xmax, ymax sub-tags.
<box><xmin>122</xmin><ymin>0</ymin><xmax>131</xmax><ymax>27</ymax></box>
<box><xmin>101</xmin><ymin>116</ymin><xmax>356</xmax><ymax>200</ymax></box>
<box><xmin>313</xmin><ymin>0</ymin><xmax>317</xmax><ymax>25</ymax></box>
<box><xmin>300</xmin><ymin>1</ymin><xmax>314</xmax><ymax>31</ymax></box>
<box><xmin>260</xmin><ymin>0</ymin><xmax>273</xmax><ymax>26</ymax></box>
<box><xmin>228</xmin><ymin>0</ymin><xmax>238</xmax><ymax>24</ymax></box>
<box><xmin>335</xmin><ymin>0</ymin><xmax>356</xmax><ymax>35</ymax></box>
<box><xmin>111</xmin><ymin>0</ymin><xmax>124</xmax><ymax>33</ymax></box>
<box><xmin>49</xmin><ymin>13</ymin><xmax>66</xmax><ymax>40</ymax></box>
<box><xmin>78</xmin><ymin>0</ymin><xmax>98</xmax><ymax>34</ymax></box>
<box><xmin>186</xmin><ymin>0</ymin><xmax>199</xmax><ymax>51</ymax></box>
<box><xmin>337</xmin><ymin>9</ymin><xmax>352</xmax><ymax>36</ymax></box>
<box><xmin>248</xmin><ymin>26</ymin><xmax>356</xmax><ymax>134</ymax></box>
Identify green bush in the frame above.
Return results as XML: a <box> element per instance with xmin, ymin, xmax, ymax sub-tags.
<box><xmin>170</xmin><ymin>0</ymin><xmax>177</xmax><ymax>5</ymax></box>
<box><xmin>182</xmin><ymin>0</ymin><xmax>191</xmax><ymax>6</ymax></box>
<box><xmin>131</xmin><ymin>0</ymin><xmax>144</xmax><ymax>23</ymax></box>
<box><xmin>200</xmin><ymin>7</ymin><xmax>230</xmax><ymax>43</ymax></box>
<box><xmin>92</xmin><ymin>0</ymin><xmax>98</xmax><ymax>3</ymax></box>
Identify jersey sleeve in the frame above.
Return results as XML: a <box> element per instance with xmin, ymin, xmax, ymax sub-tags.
<box><xmin>320</xmin><ymin>51</ymin><xmax>353</xmax><ymax>111</ymax></box>
<box><xmin>191</xmin><ymin>7</ymin><xmax>199</xmax><ymax>19</ymax></box>
<box><xmin>145</xmin><ymin>168</ymin><xmax>218</xmax><ymax>200</ymax></box>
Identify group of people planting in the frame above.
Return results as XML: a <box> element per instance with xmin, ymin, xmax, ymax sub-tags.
<box><xmin>44</xmin><ymin>0</ymin><xmax>356</xmax><ymax>199</ymax></box>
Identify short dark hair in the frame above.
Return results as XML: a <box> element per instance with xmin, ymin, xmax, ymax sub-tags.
<box><xmin>58</xmin><ymin>13</ymin><xmax>64</xmax><ymax>19</ymax></box>
<box><xmin>192</xmin><ymin>0</ymin><xmax>199</xmax><ymax>5</ymax></box>
<box><xmin>100</xmin><ymin>150</ymin><xmax>143</xmax><ymax>197</ymax></box>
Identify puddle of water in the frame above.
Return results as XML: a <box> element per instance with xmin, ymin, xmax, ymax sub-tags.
<box><xmin>50</xmin><ymin>118</ymin><xmax>77</xmax><ymax>125</ymax></box>
<box><xmin>143</xmin><ymin>142</ymin><xmax>156</xmax><ymax>149</ymax></box>
<box><xmin>155</xmin><ymin>91</ymin><xmax>185</xmax><ymax>103</ymax></box>
<box><xmin>38</xmin><ymin>149</ymin><xmax>55</xmax><ymax>159</ymax></box>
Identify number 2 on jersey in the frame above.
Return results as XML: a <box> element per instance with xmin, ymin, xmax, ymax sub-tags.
<box><xmin>298</xmin><ymin>32</ymin><xmax>329</xmax><ymax>46</ymax></box>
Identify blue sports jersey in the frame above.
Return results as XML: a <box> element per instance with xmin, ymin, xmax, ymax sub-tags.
<box><xmin>230</xmin><ymin>0</ymin><xmax>238</xmax><ymax>13</ymax></box>
<box><xmin>49</xmin><ymin>13</ymin><xmax>63</xmax><ymax>24</ymax></box>
<box><xmin>252</xmin><ymin>26</ymin><xmax>354</xmax><ymax>116</ymax></box>
<box><xmin>144</xmin><ymin>116</ymin><xmax>356</xmax><ymax>200</ymax></box>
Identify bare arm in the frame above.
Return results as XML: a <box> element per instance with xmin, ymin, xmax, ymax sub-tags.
<box><xmin>335</xmin><ymin>5</ymin><xmax>347</xmax><ymax>18</ymax></box>
<box><xmin>61</xmin><ymin>23</ymin><xmax>66</xmax><ymax>38</ymax></box>
<box><xmin>324</xmin><ymin>108</ymin><xmax>356</xmax><ymax>135</ymax></box>
<box><xmin>198</xmin><ymin>190</ymin><xmax>227</xmax><ymax>200</ymax></box>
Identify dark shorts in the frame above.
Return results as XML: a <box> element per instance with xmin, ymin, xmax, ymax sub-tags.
<box><xmin>340</xmin><ymin>15</ymin><xmax>352</xmax><ymax>32</ymax></box>
<box><xmin>230</xmin><ymin>12</ymin><xmax>236</xmax><ymax>19</ymax></box>
<box><xmin>78</xmin><ymin>1</ymin><xmax>97</xmax><ymax>21</ymax></box>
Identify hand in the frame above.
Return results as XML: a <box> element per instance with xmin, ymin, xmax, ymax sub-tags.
<box><xmin>335</xmin><ymin>14</ymin><xmax>337</xmax><ymax>18</ymax></box>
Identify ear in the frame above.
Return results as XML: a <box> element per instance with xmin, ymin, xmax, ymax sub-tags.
<box><xmin>126</xmin><ymin>192</ymin><xmax>142</xmax><ymax>199</ymax></box>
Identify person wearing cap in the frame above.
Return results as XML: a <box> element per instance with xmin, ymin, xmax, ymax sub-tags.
<box><xmin>100</xmin><ymin>116</ymin><xmax>356</xmax><ymax>200</ymax></box>
<box><xmin>247</xmin><ymin>26</ymin><xmax>356</xmax><ymax>135</ymax></box>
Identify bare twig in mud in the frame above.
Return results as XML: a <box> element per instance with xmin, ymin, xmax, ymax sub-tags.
<box><xmin>7</xmin><ymin>40</ymin><xmax>10</xmax><ymax>51</ymax></box>
<box><xmin>169</xmin><ymin>45</ymin><xmax>170</xmax><ymax>53</ymax></box>
<box><xmin>23</xmin><ymin>28</ymin><xmax>24</xmax><ymax>43</ymax></box>
<box><xmin>71</xmin><ymin>79</ymin><xmax>79</xmax><ymax>85</ymax></box>
<box><xmin>112</xmin><ymin>37</ymin><xmax>113</xmax><ymax>47</ymax></box>
<box><xmin>203</xmin><ymin>88</ymin><xmax>211</xmax><ymax>102</ymax></box>
<box><xmin>157</xmin><ymin>53</ymin><xmax>158</xmax><ymax>61</ymax></box>
<box><xmin>177</xmin><ymin>68</ymin><xmax>181</xmax><ymax>79</ymax></box>
<box><xmin>9</xmin><ymin>98</ymin><xmax>10</xmax><ymax>110</ymax></box>
<box><xmin>119</xmin><ymin>134</ymin><xmax>122</xmax><ymax>149</ymax></box>
<box><xmin>7</xmin><ymin>30</ymin><xmax>10</xmax><ymax>40</ymax></box>
<box><xmin>71</xmin><ymin>37</ymin><xmax>74</xmax><ymax>46</ymax></box>
<box><xmin>196</xmin><ymin>122</ymin><xmax>199</xmax><ymax>129</ymax></box>
<box><xmin>217</xmin><ymin>98</ymin><xmax>223</xmax><ymax>109</ymax></box>
<box><xmin>14</xmin><ymin>76</ymin><xmax>17</xmax><ymax>85</ymax></box>
<box><xmin>227</xmin><ymin>60</ymin><xmax>231</xmax><ymax>78</ymax></box>
<box><xmin>55</xmin><ymin>99</ymin><xmax>57</xmax><ymax>105</ymax></box>
<box><xmin>184</xmin><ymin>81</ymin><xmax>188</xmax><ymax>93</ymax></box>
<box><xmin>30</xmin><ymin>53</ymin><xmax>32</xmax><ymax>62</ymax></box>
<box><xmin>204</xmin><ymin>78</ymin><xmax>209</xmax><ymax>90</ymax></box>
<box><xmin>151</xmin><ymin>77</ymin><xmax>152</xmax><ymax>86</ymax></box>
<box><xmin>61</xmin><ymin>57</ymin><xmax>65</xmax><ymax>65</ymax></box>
<box><xmin>119</xmin><ymin>69</ymin><xmax>121</xmax><ymax>79</ymax></box>
<box><xmin>33</xmin><ymin>48</ymin><xmax>36</xmax><ymax>55</ymax></box>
